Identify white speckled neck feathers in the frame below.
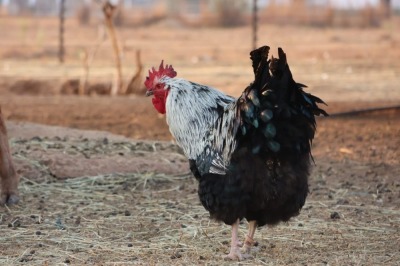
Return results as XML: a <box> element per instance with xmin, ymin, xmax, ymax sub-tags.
<box><xmin>163</xmin><ymin>77</ymin><xmax>235</xmax><ymax>160</ymax></box>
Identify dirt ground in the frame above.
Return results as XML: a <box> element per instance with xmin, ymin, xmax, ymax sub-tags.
<box><xmin>0</xmin><ymin>16</ymin><xmax>400</xmax><ymax>265</ymax></box>
<box><xmin>0</xmin><ymin>103</ymin><xmax>399</xmax><ymax>266</ymax></box>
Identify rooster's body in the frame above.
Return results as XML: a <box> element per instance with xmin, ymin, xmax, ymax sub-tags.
<box><xmin>145</xmin><ymin>46</ymin><xmax>327</xmax><ymax>260</ymax></box>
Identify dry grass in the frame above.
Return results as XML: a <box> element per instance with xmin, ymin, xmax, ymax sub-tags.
<box><xmin>0</xmin><ymin>136</ymin><xmax>399</xmax><ymax>265</ymax></box>
<box><xmin>1</xmin><ymin>172</ymin><xmax>399</xmax><ymax>265</ymax></box>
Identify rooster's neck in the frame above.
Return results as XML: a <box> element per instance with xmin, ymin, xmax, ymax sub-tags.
<box><xmin>163</xmin><ymin>78</ymin><xmax>235</xmax><ymax>159</ymax></box>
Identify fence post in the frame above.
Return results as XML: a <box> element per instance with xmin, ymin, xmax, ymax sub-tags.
<box><xmin>103</xmin><ymin>2</ymin><xmax>124</xmax><ymax>95</ymax></box>
<box><xmin>252</xmin><ymin>0</ymin><xmax>258</xmax><ymax>50</ymax></box>
<box><xmin>59</xmin><ymin>0</ymin><xmax>65</xmax><ymax>63</ymax></box>
<box><xmin>382</xmin><ymin>0</ymin><xmax>391</xmax><ymax>18</ymax></box>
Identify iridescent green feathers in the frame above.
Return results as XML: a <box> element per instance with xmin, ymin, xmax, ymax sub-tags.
<box><xmin>237</xmin><ymin>46</ymin><xmax>327</xmax><ymax>155</ymax></box>
<box><xmin>195</xmin><ymin>46</ymin><xmax>327</xmax><ymax>176</ymax></box>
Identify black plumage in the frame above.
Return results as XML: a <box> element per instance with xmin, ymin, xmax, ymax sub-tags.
<box><xmin>192</xmin><ymin>46</ymin><xmax>327</xmax><ymax>228</ymax></box>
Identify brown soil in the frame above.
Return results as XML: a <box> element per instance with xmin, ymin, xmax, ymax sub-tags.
<box><xmin>0</xmin><ymin>100</ymin><xmax>399</xmax><ymax>265</ymax></box>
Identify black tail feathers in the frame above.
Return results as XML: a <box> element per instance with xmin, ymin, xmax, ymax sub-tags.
<box><xmin>238</xmin><ymin>46</ymin><xmax>328</xmax><ymax>156</ymax></box>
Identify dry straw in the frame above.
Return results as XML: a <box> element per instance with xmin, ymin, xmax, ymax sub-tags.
<box><xmin>1</xmin><ymin>137</ymin><xmax>399</xmax><ymax>264</ymax></box>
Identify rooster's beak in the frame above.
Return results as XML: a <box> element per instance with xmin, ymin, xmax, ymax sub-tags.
<box><xmin>145</xmin><ymin>90</ymin><xmax>153</xmax><ymax>97</ymax></box>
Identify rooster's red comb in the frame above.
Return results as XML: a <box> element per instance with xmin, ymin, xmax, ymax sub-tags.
<box><xmin>144</xmin><ymin>60</ymin><xmax>177</xmax><ymax>89</ymax></box>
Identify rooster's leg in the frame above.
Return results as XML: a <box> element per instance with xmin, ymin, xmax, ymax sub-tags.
<box><xmin>224</xmin><ymin>219</ymin><xmax>243</xmax><ymax>261</ymax></box>
<box><xmin>242</xmin><ymin>220</ymin><xmax>257</xmax><ymax>254</ymax></box>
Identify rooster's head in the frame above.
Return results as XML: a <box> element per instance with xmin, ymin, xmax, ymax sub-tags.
<box><xmin>145</xmin><ymin>61</ymin><xmax>177</xmax><ymax>114</ymax></box>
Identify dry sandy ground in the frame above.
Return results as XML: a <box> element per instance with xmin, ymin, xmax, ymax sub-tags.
<box><xmin>0</xmin><ymin>17</ymin><xmax>399</xmax><ymax>265</ymax></box>
<box><xmin>0</xmin><ymin>103</ymin><xmax>399</xmax><ymax>265</ymax></box>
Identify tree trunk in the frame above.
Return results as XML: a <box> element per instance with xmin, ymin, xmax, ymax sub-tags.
<box><xmin>0</xmin><ymin>107</ymin><xmax>19</xmax><ymax>205</ymax></box>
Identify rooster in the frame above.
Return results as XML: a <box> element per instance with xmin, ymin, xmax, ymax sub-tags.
<box><xmin>145</xmin><ymin>46</ymin><xmax>327</xmax><ymax>260</ymax></box>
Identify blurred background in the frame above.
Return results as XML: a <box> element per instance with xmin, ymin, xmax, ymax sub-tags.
<box><xmin>0</xmin><ymin>0</ymin><xmax>399</xmax><ymax>139</ymax></box>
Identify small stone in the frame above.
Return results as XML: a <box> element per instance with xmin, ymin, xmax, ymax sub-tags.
<box><xmin>170</xmin><ymin>253</ymin><xmax>182</xmax><ymax>259</ymax></box>
<box><xmin>36</xmin><ymin>231</ymin><xmax>42</xmax><ymax>235</ymax></box>
<box><xmin>19</xmin><ymin>257</ymin><xmax>29</xmax><ymax>262</ymax></box>
<box><xmin>330</xmin><ymin>212</ymin><xmax>340</xmax><ymax>220</ymax></box>
<box><xmin>31</xmin><ymin>136</ymin><xmax>42</xmax><ymax>142</ymax></box>
<box><xmin>127</xmin><ymin>243</ymin><xmax>133</xmax><ymax>247</ymax></box>
<box><xmin>337</xmin><ymin>199</ymin><xmax>349</xmax><ymax>205</ymax></box>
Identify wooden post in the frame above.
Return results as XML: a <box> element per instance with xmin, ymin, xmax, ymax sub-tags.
<box><xmin>103</xmin><ymin>2</ymin><xmax>124</xmax><ymax>95</ymax></box>
<box><xmin>0</xmin><ymin>107</ymin><xmax>19</xmax><ymax>205</ymax></box>
<box><xmin>252</xmin><ymin>0</ymin><xmax>258</xmax><ymax>50</ymax></box>
<box><xmin>382</xmin><ymin>0</ymin><xmax>391</xmax><ymax>18</ymax></box>
<box><xmin>59</xmin><ymin>0</ymin><xmax>65</xmax><ymax>63</ymax></box>
<box><xmin>125</xmin><ymin>50</ymin><xmax>144</xmax><ymax>95</ymax></box>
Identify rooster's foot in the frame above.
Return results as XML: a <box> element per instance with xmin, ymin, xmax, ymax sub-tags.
<box><xmin>223</xmin><ymin>246</ymin><xmax>243</xmax><ymax>261</ymax></box>
<box><xmin>241</xmin><ymin>234</ymin><xmax>258</xmax><ymax>253</ymax></box>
